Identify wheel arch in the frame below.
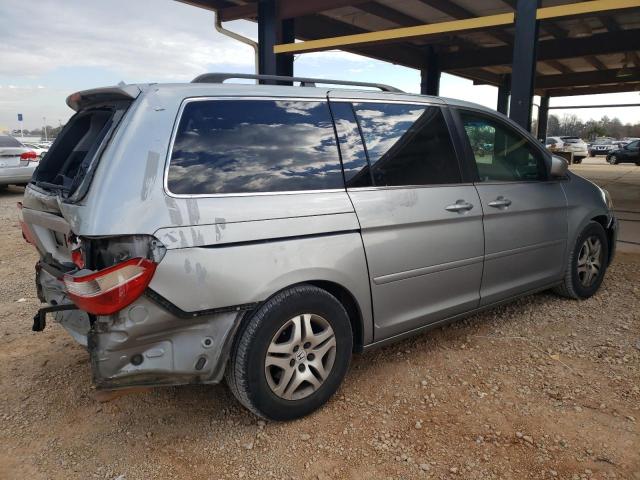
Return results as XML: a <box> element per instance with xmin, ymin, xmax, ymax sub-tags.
<box><xmin>305</xmin><ymin>280</ymin><xmax>365</xmax><ymax>353</ymax></box>
<box><xmin>590</xmin><ymin>214</ymin><xmax>615</xmax><ymax>264</ymax></box>
<box><xmin>233</xmin><ymin>280</ymin><xmax>366</xmax><ymax>354</ymax></box>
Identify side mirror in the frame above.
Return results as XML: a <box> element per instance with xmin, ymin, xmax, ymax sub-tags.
<box><xmin>550</xmin><ymin>155</ymin><xmax>569</xmax><ymax>178</ymax></box>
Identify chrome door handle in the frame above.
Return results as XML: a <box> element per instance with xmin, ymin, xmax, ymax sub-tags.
<box><xmin>445</xmin><ymin>200</ymin><xmax>474</xmax><ymax>213</ymax></box>
<box><xmin>488</xmin><ymin>196</ymin><xmax>512</xmax><ymax>208</ymax></box>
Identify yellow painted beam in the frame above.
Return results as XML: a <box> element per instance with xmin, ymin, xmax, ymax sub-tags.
<box><xmin>537</xmin><ymin>0</ymin><xmax>640</xmax><ymax>20</ymax></box>
<box><xmin>273</xmin><ymin>13</ymin><xmax>515</xmax><ymax>54</ymax></box>
<box><xmin>274</xmin><ymin>0</ymin><xmax>640</xmax><ymax>55</ymax></box>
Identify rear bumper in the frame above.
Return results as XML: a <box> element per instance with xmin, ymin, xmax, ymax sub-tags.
<box><xmin>89</xmin><ymin>295</ymin><xmax>244</xmax><ymax>389</ymax></box>
<box><xmin>35</xmin><ymin>264</ymin><xmax>246</xmax><ymax>389</ymax></box>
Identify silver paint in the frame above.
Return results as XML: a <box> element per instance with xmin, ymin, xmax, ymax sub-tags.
<box><xmin>22</xmin><ymin>81</ymin><xmax>616</xmax><ymax>392</ymax></box>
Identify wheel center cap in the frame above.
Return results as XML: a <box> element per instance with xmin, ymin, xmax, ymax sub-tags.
<box><xmin>296</xmin><ymin>350</ymin><xmax>306</xmax><ymax>362</ymax></box>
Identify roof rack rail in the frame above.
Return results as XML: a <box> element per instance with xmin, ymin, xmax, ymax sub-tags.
<box><xmin>191</xmin><ymin>72</ymin><xmax>404</xmax><ymax>93</ymax></box>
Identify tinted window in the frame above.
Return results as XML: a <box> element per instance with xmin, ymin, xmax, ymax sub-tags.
<box><xmin>460</xmin><ymin>111</ymin><xmax>547</xmax><ymax>182</ymax></box>
<box><xmin>353</xmin><ymin>103</ymin><xmax>460</xmax><ymax>186</ymax></box>
<box><xmin>0</xmin><ymin>136</ymin><xmax>23</xmax><ymax>147</ymax></box>
<box><xmin>168</xmin><ymin>100</ymin><xmax>343</xmax><ymax>195</ymax></box>
<box><xmin>329</xmin><ymin>102</ymin><xmax>372</xmax><ymax>188</ymax></box>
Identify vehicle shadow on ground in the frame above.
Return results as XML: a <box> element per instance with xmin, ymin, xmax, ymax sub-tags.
<box><xmin>0</xmin><ymin>186</ymin><xmax>25</xmax><ymax>197</ymax></box>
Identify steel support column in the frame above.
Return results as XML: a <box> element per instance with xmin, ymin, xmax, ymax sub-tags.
<box><xmin>497</xmin><ymin>74</ymin><xmax>511</xmax><ymax>115</ymax></box>
<box><xmin>276</xmin><ymin>18</ymin><xmax>295</xmax><ymax>82</ymax></box>
<box><xmin>509</xmin><ymin>0</ymin><xmax>540</xmax><ymax>130</ymax></box>
<box><xmin>420</xmin><ymin>47</ymin><xmax>440</xmax><ymax>95</ymax></box>
<box><xmin>537</xmin><ymin>95</ymin><xmax>550</xmax><ymax>141</ymax></box>
<box><xmin>258</xmin><ymin>0</ymin><xmax>277</xmax><ymax>81</ymax></box>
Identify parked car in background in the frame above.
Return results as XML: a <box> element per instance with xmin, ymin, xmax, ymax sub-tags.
<box><xmin>20</xmin><ymin>74</ymin><xmax>617</xmax><ymax>420</ymax></box>
<box><xmin>546</xmin><ymin>136</ymin><xmax>588</xmax><ymax>163</ymax></box>
<box><xmin>588</xmin><ymin>137</ymin><xmax>619</xmax><ymax>157</ymax></box>
<box><xmin>620</xmin><ymin>137</ymin><xmax>640</xmax><ymax>146</ymax></box>
<box><xmin>0</xmin><ymin>135</ymin><xmax>39</xmax><ymax>188</ymax></box>
<box><xmin>22</xmin><ymin>142</ymin><xmax>49</xmax><ymax>159</ymax></box>
<box><xmin>607</xmin><ymin>139</ymin><xmax>640</xmax><ymax>165</ymax></box>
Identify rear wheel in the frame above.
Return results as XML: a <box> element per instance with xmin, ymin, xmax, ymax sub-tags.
<box><xmin>554</xmin><ymin>221</ymin><xmax>609</xmax><ymax>299</ymax></box>
<box><xmin>573</xmin><ymin>157</ymin><xmax>583</xmax><ymax>164</ymax></box>
<box><xmin>609</xmin><ymin>155</ymin><xmax>618</xmax><ymax>165</ymax></box>
<box><xmin>226</xmin><ymin>284</ymin><xmax>353</xmax><ymax>420</ymax></box>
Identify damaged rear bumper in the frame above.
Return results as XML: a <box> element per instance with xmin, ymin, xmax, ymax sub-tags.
<box><xmin>36</xmin><ymin>265</ymin><xmax>253</xmax><ymax>389</ymax></box>
<box><xmin>89</xmin><ymin>295</ymin><xmax>249</xmax><ymax>389</ymax></box>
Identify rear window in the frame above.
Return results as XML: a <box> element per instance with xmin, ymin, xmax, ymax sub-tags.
<box><xmin>33</xmin><ymin>107</ymin><xmax>119</xmax><ymax>196</ymax></box>
<box><xmin>167</xmin><ymin>99</ymin><xmax>344</xmax><ymax>195</ymax></box>
<box><xmin>561</xmin><ymin>137</ymin><xmax>582</xmax><ymax>143</ymax></box>
<box><xmin>0</xmin><ymin>136</ymin><xmax>23</xmax><ymax>147</ymax></box>
<box><xmin>352</xmin><ymin>102</ymin><xmax>461</xmax><ymax>186</ymax></box>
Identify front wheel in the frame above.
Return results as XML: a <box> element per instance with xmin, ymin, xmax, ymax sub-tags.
<box><xmin>554</xmin><ymin>221</ymin><xmax>609</xmax><ymax>299</ymax></box>
<box><xmin>226</xmin><ymin>284</ymin><xmax>353</xmax><ymax>420</ymax></box>
<box><xmin>573</xmin><ymin>157</ymin><xmax>583</xmax><ymax>164</ymax></box>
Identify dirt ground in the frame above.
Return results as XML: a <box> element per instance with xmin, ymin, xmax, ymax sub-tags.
<box><xmin>0</xmin><ymin>168</ymin><xmax>639</xmax><ymax>479</ymax></box>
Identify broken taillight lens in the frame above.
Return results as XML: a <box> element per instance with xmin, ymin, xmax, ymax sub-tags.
<box><xmin>63</xmin><ymin>257</ymin><xmax>156</xmax><ymax>315</ymax></box>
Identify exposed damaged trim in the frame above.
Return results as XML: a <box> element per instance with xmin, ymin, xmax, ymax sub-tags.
<box><xmin>33</xmin><ymin>303</ymin><xmax>78</xmax><ymax>332</ymax></box>
<box><xmin>144</xmin><ymin>288</ymin><xmax>258</xmax><ymax>319</ymax></box>
<box><xmin>198</xmin><ymin>229</ymin><xmax>360</xmax><ymax>250</ymax></box>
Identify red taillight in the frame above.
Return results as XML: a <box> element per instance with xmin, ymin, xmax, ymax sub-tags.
<box><xmin>63</xmin><ymin>258</ymin><xmax>157</xmax><ymax>315</ymax></box>
<box><xmin>71</xmin><ymin>248</ymin><xmax>85</xmax><ymax>269</ymax></box>
<box><xmin>20</xmin><ymin>150</ymin><xmax>38</xmax><ymax>161</ymax></box>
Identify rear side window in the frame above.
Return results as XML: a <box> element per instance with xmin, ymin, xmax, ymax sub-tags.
<box><xmin>352</xmin><ymin>103</ymin><xmax>461</xmax><ymax>186</ymax></box>
<box><xmin>167</xmin><ymin>100</ymin><xmax>344</xmax><ymax>195</ymax></box>
<box><xmin>0</xmin><ymin>136</ymin><xmax>23</xmax><ymax>147</ymax></box>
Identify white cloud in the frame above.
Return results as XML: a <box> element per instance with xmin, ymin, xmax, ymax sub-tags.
<box><xmin>0</xmin><ymin>0</ymin><xmax>255</xmax><ymax>82</ymax></box>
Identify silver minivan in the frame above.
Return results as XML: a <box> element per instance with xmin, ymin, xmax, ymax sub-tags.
<box><xmin>20</xmin><ymin>74</ymin><xmax>617</xmax><ymax>420</ymax></box>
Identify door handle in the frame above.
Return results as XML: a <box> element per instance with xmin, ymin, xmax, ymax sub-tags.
<box><xmin>488</xmin><ymin>196</ymin><xmax>512</xmax><ymax>208</ymax></box>
<box><xmin>445</xmin><ymin>200</ymin><xmax>474</xmax><ymax>213</ymax></box>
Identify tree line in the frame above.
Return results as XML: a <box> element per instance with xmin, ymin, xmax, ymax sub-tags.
<box><xmin>543</xmin><ymin>114</ymin><xmax>640</xmax><ymax>140</ymax></box>
<box><xmin>10</xmin><ymin>124</ymin><xmax>65</xmax><ymax>139</ymax></box>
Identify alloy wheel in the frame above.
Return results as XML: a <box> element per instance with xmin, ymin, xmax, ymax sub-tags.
<box><xmin>577</xmin><ymin>236</ymin><xmax>603</xmax><ymax>287</ymax></box>
<box><xmin>264</xmin><ymin>313</ymin><xmax>337</xmax><ymax>400</ymax></box>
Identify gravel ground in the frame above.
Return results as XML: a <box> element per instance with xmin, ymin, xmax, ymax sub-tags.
<box><xmin>0</xmin><ymin>185</ymin><xmax>638</xmax><ymax>480</ymax></box>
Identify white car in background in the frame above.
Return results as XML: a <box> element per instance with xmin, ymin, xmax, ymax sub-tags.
<box><xmin>22</xmin><ymin>142</ymin><xmax>49</xmax><ymax>159</ymax></box>
<box><xmin>545</xmin><ymin>136</ymin><xmax>588</xmax><ymax>163</ymax></box>
<box><xmin>0</xmin><ymin>135</ymin><xmax>39</xmax><ymax>188</ymax></box>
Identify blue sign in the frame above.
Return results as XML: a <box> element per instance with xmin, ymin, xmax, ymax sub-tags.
<box><xmin>17</xmin><ymin>114</ymin><xmax>23</xmax><ymax>122</ymax></box>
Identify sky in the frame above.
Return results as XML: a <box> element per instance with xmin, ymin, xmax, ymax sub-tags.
<box><xmin>1</xmin><ymin>0</ymin><xmax>639</xmax><ymax>131</ymax></box>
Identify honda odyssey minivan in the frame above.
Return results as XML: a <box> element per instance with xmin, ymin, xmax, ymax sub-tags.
<box><xmin>20</xmin><ymin>74</ymin><xmax>617</xmax><ymax>420</ymax></box>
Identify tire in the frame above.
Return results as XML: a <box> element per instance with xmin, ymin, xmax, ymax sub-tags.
<box><xmin>226</xmin><ymin>284</ymin><xmax>353</xmax><ymax>420</ymax></box>
<box><xmin>609</xmin><ymin>155</ymin><xmax>618</xmax><ymax>165</ymax></box>
<box><xmin>573</xmin><ymin>157</ymin><xmax>583</xmax><ymax>164</ymax></box>
<box><xmin>554</xmin><ymin>221</ymin><xmax>609</xmax><ymax>300</ymax></box>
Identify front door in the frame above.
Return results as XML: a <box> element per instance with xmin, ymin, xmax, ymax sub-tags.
<box><xmin>456</xmin><ymin>109</ymin><xmax>568</xmax><ymax>306</ymax></box>
<box><xmin>329</xmin><ymin>98</ymin><xmax>485</xmax><ymax>340</ymax></box>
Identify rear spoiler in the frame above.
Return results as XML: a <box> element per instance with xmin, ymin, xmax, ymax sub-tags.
<box><xmin>66</xmin><ymin>85</ymin><xmax>141</xmax><ymax>111</ymax></box>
